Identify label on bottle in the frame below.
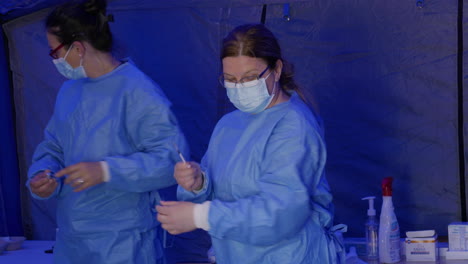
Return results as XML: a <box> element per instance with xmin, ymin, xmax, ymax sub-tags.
<box><xmin>380</xmin><ymin>219</ymin><xmax>400</xmax><ymax>263</ymax></box>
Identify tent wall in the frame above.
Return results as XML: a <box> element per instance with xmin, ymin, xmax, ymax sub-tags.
<box><xmin>0</xmin><ymin>25</ymin><xmax>23</xmax><ymax>237</ymax></box>
<box><xmin>2</xmin><ymin>0</ymin><xmax>466</xmax><ymax>239</ymax></box>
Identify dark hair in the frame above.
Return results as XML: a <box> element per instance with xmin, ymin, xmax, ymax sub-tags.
<box><xmin>221</xmin><ymin>24</ymin><xmax>302</xmax><ymax>98</ymax></box>
<box><xmin>46</xmin><ymin>0</ymin><xmax>114</xmax><ymax>52</ymax></box>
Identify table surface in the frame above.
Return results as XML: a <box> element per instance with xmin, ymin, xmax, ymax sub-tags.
<box><xmin>2</xmin><ymin>240</ymin><xmax>468</xmax><ymax>264</ymax></box>
<box><xmin>0</xmin><ymin>240</ymin><xmax>54</xmax><ymax>264</ymax></box>
<box><xmin>363</xmin><ymin>257</ymin><xmax>468</xmax><ymax>264</ymax></box>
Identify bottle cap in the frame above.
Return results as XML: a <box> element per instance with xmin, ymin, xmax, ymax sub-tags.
<box><xmin>362</xmin><ymin>196</ymin><xmax>376</xmax><ymax>216</ymax></box>
<box><xmin>382</xmin><ymin>177</ymin><xmax>393</xmax><ymax>196</ymax></box>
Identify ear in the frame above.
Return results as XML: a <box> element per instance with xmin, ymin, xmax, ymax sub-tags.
<box><xmin>274</xmin><ymin>59</ymin><xmax>283</xmax><ymax>82</ymax></box>
<box><xmin>71</xmin><ymin>41</ymin><xmax>86</xmax><ymax>57</ymax></box>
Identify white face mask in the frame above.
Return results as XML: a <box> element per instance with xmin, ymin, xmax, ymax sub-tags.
<box><xmin>225</xmin><ymin>71</ymin><xmax>276</xmax><ymax>114</ymax></box>
<box><xmin>52</xmin><ymin>45</ymin><xmax>87</xmax><ymax>80</ymax></box>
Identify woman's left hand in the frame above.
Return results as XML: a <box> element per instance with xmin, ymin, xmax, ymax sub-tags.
<box><xmin>156</xmin><ymin>201</ymin><xmax>196</xmax><ymax>235</ymax></box>
<box><xmin>55</xmin><ymin>162</ymin><xmax>105</xmax><ymax>192</ymax></box>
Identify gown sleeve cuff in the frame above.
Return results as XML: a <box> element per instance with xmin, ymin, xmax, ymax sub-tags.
<box><xmin>193</xmin><ymin>201</ymin><xmax>211</xmax><ymax>231</ymax></box>
<box><xmin>100</xmin><ymin>161</ymin><xmax>111</xmax><ymax>182</ymax></box>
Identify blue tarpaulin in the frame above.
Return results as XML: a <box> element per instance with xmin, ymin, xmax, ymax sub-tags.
<box><xmin>0</xmin><ymin>0</ymin><xmax>466</xmax><ymax>245</ymax></box>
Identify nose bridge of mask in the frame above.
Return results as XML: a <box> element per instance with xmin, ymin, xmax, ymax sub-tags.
<box><xmin>228</xmin><ymin>69</ymin><xmax>272</xmax><ymax>89</ymax></box>
<box><xmin>227</xmin><ymin>75</ymin><xmax>276</xmax><ymax>101</ymax></box>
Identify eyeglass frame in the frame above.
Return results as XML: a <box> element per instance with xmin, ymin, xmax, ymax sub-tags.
<box><xmin>49</xmin><ymin>43</ymin><xmax>66</xmax><ymax>59</ymax></box>
<box><xmin>219</xmin><ymin>65</ymin><xmax>270</xmax><ymax>88</ymax></box>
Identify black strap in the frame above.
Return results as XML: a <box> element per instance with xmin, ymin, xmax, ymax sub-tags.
<box><xmin>261</xmin><ymin>4</ymin><xmax>267</xmax><ymax>24</ymax></box>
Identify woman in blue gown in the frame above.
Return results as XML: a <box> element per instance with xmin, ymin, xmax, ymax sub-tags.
<box><xmin>27</xmin><ymin>0</ymin><xmax>188</xmax><ymax>263</ymax></box>
<box><xmin>157</xmin><ymin>23</ymin><xmax>345</xmax><ymax>264</ymax></box>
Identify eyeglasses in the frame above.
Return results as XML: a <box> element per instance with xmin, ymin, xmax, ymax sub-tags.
<box><xmin>219</xmin><ymin>65</ymin><xmax>270</xmax><ymax>88</ymax></box>
<box><xmin>49</xmin><ymin>43</ymin><xmax>65</xmax><ymax>59</ymax></box>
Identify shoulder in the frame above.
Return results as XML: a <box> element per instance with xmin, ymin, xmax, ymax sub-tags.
<box><xmin>116</xmin><ymin>62</ymin><xmax>155</xmax><ymax>88</ymax></box>
<box><xmin>56</xmin><ymin>79</ymin><xmax>82</xmax><ymax>100</ymax></box>
<box><xmin>217</xmin><ymin>109</ymin><xmax>242</xmax><ymax>125</ymax></box>
<box><xmin>287</xmin><ymin>94</ymin><xmax>323</xmax><ymax>131</ymax></box>
<box><xmin>274</xmin><ymin>94</ymin><xmax>325</xmax><ymax>142</ymax></box>
<box><xmin>116</xmin><ymin>62</ymin><xmax>171</xmax><ymax>106</ymax></box>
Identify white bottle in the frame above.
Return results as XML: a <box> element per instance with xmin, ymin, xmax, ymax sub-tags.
<box><xmin>379</xmin><ymin>177</ymin><xmax>400</xmax><ymax>263</ymax></box>
<box><xmin>362</xmin><ymin>196</ymin><xmax>379</xmax><ymax>260</ymax></box>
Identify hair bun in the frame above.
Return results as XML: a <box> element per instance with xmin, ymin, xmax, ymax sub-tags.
<box><xmin>84</xmin><ymin>0</ymin><xmax>107</xmax><ymax>15</ymax></box>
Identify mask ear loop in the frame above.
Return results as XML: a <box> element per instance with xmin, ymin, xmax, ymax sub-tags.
<box><xmin>270</xmin><ymin>70</ymin><xmax>280</xmax><ymax>97</ymax></box>
<box><xmin>262</xmin><ymin>69</ymin><xmax>276</xmax><ymax>96</ymax></box>
<box><xmin>269</xmin><ymin>72</ymin><xmax>281</xmax><ymax>106</ymax></box>
<box><xmin>62</xmin><ymin>44</ymin><xmax>73</xmax><ymax>60</ymax></box>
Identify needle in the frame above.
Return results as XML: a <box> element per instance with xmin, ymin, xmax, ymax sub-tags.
<box><xmin>174</xmin><ymin>144</ymin><xmax>186</xmax><ymax>163</ymax></box>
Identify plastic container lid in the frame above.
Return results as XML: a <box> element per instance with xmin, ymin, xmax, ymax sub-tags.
<box><xmin>382</xmin><ymin>177</ymin><xmax>393</xmax><ymax>196</ymax></box>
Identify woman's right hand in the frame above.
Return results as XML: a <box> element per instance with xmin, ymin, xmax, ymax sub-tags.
<box><xmin>29</xmin><ymin>170</ymin><xmax>58</xmax><ymax>198</ymax></box>
<box><xmin>174</xmin><ymin>161</ymin><xmax>203</xmax><ymax>192</ymax></box>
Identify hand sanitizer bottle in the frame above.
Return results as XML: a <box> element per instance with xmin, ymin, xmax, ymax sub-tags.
<box><xmin>362</xmin><ymin>196</ymin><xmax>379</xmax><ymax>260</ymax></box>
<box><xmin>379</xmin><ymin>177</ymin><xmax>401</xmax><ymax>263</ymax></box>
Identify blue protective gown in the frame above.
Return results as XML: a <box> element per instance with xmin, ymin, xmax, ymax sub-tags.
<box><xmin>157</xmin><ymin>185</ymin><xmax>212</xmax><ymax>264</ymax></box>
<box><xmin>178</xmin><ymin>93</ymin><xmax>344</xmax><ymax>264</ymax></box>
<box><xmin>27</xmin><ymin>61</ymin><xmax>188</xmax><ymax>264</ymax></box>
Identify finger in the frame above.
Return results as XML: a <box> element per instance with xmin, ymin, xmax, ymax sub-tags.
<box><xmin>155</xmin><ymin>205</ymin><xmax>167</xmax><ymax>214</ymax></box>
<box><xmin>55</xmin><ymin>164</ymin><xmax>81</xmax><ymax>178</ymax></box>
<box><xmin>30</xmin><ymin>176</ymin><xmax>46</xmax><ymax>186</ymax></box>
<box><xmin>30</xmin><ymin>177</ymin><xmax>51</xmax><ymax>188</ymax></box>
<box><xmin>32</xmin><ymin>171</ymin><xmax>50</xmax><ymax>182</ymax></box>
<box><xmin>39</xmin><ymin>169</ymin><xmax>52</xmax><ymax>178</ymax></box>
<box><xmin>156</xmin><ymin>205</ymin><xmax>173</xmax><ymax>216</ymax></box>
<box><xmin>160</xmin><ymin>201</ymin><xmax>179</xmax><ymax>206</ymax></box>
<box><xmin>64</xmin><ymin>172</ymin><xmax>84</xmax><ymax>185</ymax></box>
<box><xmin>168</xmin><ymin>229</ymin><xmax>181</xmax><ymax>235</ymax></box>
<box><xmin>175</xmin><ymin>162</ymin><xmax>198</xmax><ymax>174</ymax></box>
<box><xmin>69</xmin><ymin>177</ymin><xmax>86</xmax><ymax>188</ymax></box>
<box><xmin>35</xmin><ymin>179</ymin><xmax>57</xmax><ymax>193</ymax></box>
<box><xmin>175</xmin><ymin>161</ymin><xmax>191</xmax><ymax>170</ymax></box>
<box><xmin>178</xmin><ymin>177</ymin><xmax>194</xmax><ymax>188</ymax></box>
<box><xmin>44</xmin><ymin>180</ymin><xmax>59</xmax><ymax>194</ymax></box>
<box><xmin>73</xmin><ymin>182</ymin><xmax>89</xmax><ymax>192</ymax></box>
<box><xmin>188</xmin><ymin>161</ymin><xmax>201</xmax><ymax>171</ymax></box>
<box><xmin>51</xmin><ymin>180</ymin><xmax>58</xmax><ymax>189</ymax></box>
<box><xmin>186</xmin><ymin>162</ymin><xmax>201</xmax><ymax>171</ymax></box>
<box><xmin>190</xmin><ymin>179</ymin><xmax>202</xmax><ymax>191</ymax></box>
<box><xmin>157</xmin><ymin>213</ymin><xmax>168</xmax><ymax>223</ymax></box>
<box><xmin>174</xmin><ymin>168</ymin><xmax>192</xmax><ymax>179</ymax></box>
<box><xmin>174</xmin><ymin>177</ymin><xmax>193</xmax><ymax>189</ymax></box>
<box><xmin>161</xmin><ymin>223</ymin><xmax>173</xmax><ymax>231</ymax></box>
<box><xmin>175</xmin><ymin>169</ymin><xmax>198</xmax><ymax>181</ymax></box>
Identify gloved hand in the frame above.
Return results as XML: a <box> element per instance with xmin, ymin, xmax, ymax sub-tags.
<box><xmin>29</xmin><ymin>169</ymin><xmax>58</xmax><ymax>198</ymax></box>
<box><xmin>55</xmin><ymin>161</ymin><xmax>104</xmax><ymax>192</ymax></box>
<box><xmin>174</xmin><ymin>161</ymin><xmax>203</xmax><ymax>191</ymax></box>
<box><xmin>156</xmin><ymin>201</ymin><xmax>196</xmax><ymax>235</ymax></box>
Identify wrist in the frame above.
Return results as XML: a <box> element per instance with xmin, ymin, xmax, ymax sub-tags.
<box><xmin>194</xmin><ymin>173</ymin><xmax>204</xmax><ymax>191</ymax></box>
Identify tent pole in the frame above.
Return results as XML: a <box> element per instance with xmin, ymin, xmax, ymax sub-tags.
<box><xmin>457</xmin><ymin>0</ymin><xmax>466</xmax><ymax>222</ymax></box>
